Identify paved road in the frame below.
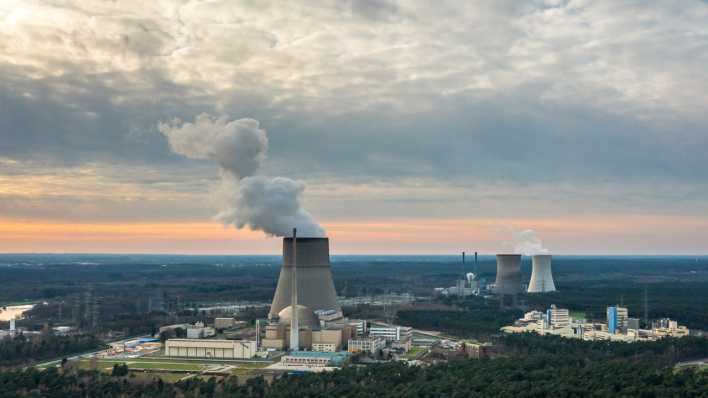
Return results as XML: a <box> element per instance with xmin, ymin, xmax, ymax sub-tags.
<box><xmin>676</xmin><ymin>358</ymin><xmax>708</xmax><ymax>368</ymax></box>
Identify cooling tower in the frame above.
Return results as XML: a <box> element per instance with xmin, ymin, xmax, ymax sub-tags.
<box><xmin>527</xmin><ymin>254</ymin><xmax>556</xmax><ymax>293</ymax></box>
<box><xmin>494</xmin><ymin>254</ymin><xmax>522</xmax><ymax>295</ymax></box>
<box><xmin>269</xmin><ymin>237</ymin><xmax>341</xmax><ymax>319</ymax></box>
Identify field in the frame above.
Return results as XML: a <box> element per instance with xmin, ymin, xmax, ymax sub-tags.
<box><xmin>77</xmin><ymin>358</ymin><xmax>206</xmax><ymax>372</ymax></box>
<box><xmin>570</xmin><ymin>311</ymin><xmax>586</xmax><ymax>320</ymax></box>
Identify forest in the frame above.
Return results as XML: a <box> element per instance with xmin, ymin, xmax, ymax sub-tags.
<box><xmin>0</xmin><ymin>334</ymin><xmax>104</xmax><ymax>367</ymax></box>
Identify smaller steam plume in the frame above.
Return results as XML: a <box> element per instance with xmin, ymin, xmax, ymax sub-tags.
<box><xmin>159</xmin><ymin>113</ymin><xmax>325</xmax><ymax>237</ymax></box>
<box><xmin>511</xmin><ymin>229</ymin><xmax>550</xmax><ymax>256</ymax></box>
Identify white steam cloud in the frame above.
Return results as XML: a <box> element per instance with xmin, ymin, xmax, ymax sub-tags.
<box><xmin>511</xmin><ymin>229</ymin><xmax>550</xmax><ymax>256</ymax></box>
<box><xmin>159</xmin><ymin>113</ymin><xmax>325</xmax><ymax>237</ymax></box>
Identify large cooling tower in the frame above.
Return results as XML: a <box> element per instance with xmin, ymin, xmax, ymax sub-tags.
<box><xmin>494</xmin><ymin>254</ymin><xmax>522</xmax><ymax>295</ymax></box>
<box><xmin>269</xmin><ymin>237</ymin><xmax>341</xmax><ymax>319</ymax></box>
<box><xmin>527</xmin><ymin>254</ymin><xmax>556</xmax><ymax>293</ymax></box>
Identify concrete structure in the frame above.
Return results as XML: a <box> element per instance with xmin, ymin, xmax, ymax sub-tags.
<box><xmin>312</xmin><ymin>343</ymin><xmax>337</xmax><ymax>352</ymax></box>
<box><xmin>494</xmin><ymin>254</ymin><xmax>522</xmax><ymax>297</ymax></box>
<box><xmin>369</xmin><ymin>325</ymin><xmax>413</xmax><ymax>342</ymax></box>
<box><xmin>280</xmin><ymin>351</ymin><xmax>350</xmax><ymax>369</ymax></box>
<box><xmin>607</xmin><ymin>305</ymin><xmax>628</xmax><ymax>334</ymax></box>
<box><xmin>463</xmin><ymin>342</ymin><xmax>498</xmax><ymax>359</ymax></box>
<box><xmin>260</xmin><ymin>319</ymin><xmax>353</xmax><ymax>351</ymax></box>
<box><xmin>289</xmin><ymin>229</ymin><xmax>300</xmax><ymax>351</ymax></box>
<box><xmin>214</xmin><ymin>318</ymin><xmax>235</xmax><ymax>329</ymax></box>
<box><xmin>627</xmin><ymin>317</ymin><xmax>640</xmax><ymax>331</ymax></box>
<box><xmin>527</xmin><ymin>255</ymin><xmax>556</xmax><ymax>293</ymax></box>
<box><xmin>269</xmin><ymin>237</ymin><xmax>341</xmax><ymax>318</ymax></box>
<box><xmin>547</xmin><ymin>305</ymin><xmax>570</xmax><ymax>329</ymax></box>
<box><xmin>348</xmin><ymin>337</ymin><xmax>386</xmax><ymax>354</ymax></box>
<box><xmin>348</xmin><ymin>319</ymin><xmax>367</xmax><ymax>335</ymax></box>
<box><xmin>278</xmin><ymin>305</ymin><xmax>319</xmax><ymax>329</ymax></box>
<box><xmin>186</xmin><ymin>322</ymin><xmax>216</xmax><ymax>339</ymax></box>
<box><xmin>165</xmin><ymin>339</ymin><xmax>256</xmax><ymax>359</ymax></box>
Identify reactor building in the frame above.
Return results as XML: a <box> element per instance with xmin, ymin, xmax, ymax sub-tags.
<box><xmin>527</xmin><ymin>254</ymin><xmax>556</xmax><ymax>293</ymax></box>
<box><xmin>269</xmin><ymin>237</ymin><xmax>342</xmax><ymax>320</ymax></box>
<box><xmin>262</xmin><ymin>235</ymin><xmax>364</xmax><ymax>352</ymax></box>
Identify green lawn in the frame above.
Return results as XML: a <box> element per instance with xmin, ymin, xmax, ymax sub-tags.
<box><xmin>570</xmin><ymin>311</ymin><xmax>587</xmax><ymax>321</ymax></box>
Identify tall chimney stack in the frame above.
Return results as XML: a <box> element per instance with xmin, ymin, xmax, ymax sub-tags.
<box><xmin>289</xmin><ymin>228</ymin><xmax>299</xmax><ymax>351</ymax></box>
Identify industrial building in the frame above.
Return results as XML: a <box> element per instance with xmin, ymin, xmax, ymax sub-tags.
<box><xmin>348</xmin><ymin>337</ymin><xmax>386</xmax><ymax>354</ymax></box>
<box><xmin>527</xmin><ymin>254</ymin><xmax>556</xmax><ymax>293</ymax></box>
<box><xmin>165</xmin><ymin>339</ymin><xmax>257</xmax><ymax>359</ymax></box>
<box><xmin>269</xmin><ymin>237</ymin><xmax>341</xmax><ymax>319</ymax></box>
<box><xmin>186</xmin><ymin>322</ymin><xmax>216</xmax><ymax>339</ymax></box>
<box><xmin>607</xmin><ymin>305</ymin><xmax>628</xmax><ymax>334</ymax></box>
<box><xmin>503</xmin><ymin>305</ymin><xmax>690</xmax><ymax>342</ymax></box>
<box><xmin>547</xmin><ymin>305</ymin><xmax>570</xmax><ymax>329</ymax></box>
<box><xmin>260</xmin><ymin>313</ymin><xmax>355</xmax><ymax>352</ymax></box>
<box><xmin>369</xmin><ymin>325</ymin><xmax>412</xmax><ymax>342</ymax></box>
<box><xmin>279</xmin><ymin>351</ymin><xmax>350</xmax><ymax>369</ymax></box>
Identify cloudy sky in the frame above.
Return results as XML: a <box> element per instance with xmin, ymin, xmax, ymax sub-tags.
<box><xmin>1</xmin><ymin>0</ymin><xmax>707</xmax><ymax>254</ymax></box>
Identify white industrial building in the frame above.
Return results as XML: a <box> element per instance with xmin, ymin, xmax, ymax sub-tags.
<box><xmin>547</xmin><ymin>305</ymin><xmax>570</xmax><ymax>329</ymax></box>
<box><xmin>165</xmin><ymin>339</ymin><xmax>256</xmax><ymax>359</ymax></box>
<box><xmin>369</xmin><ymin>325</ymin><xmax>412</xmax><ymax>342</ymax></box>
<box><xmin>348</xmin><ymin>337</ymin><xmax>386</xmax><ymax>354</ymax></box>
<box><xmin>186</xmin><ymin>324</ymin><xmax>216</xmax><ymax>339</ymax></box>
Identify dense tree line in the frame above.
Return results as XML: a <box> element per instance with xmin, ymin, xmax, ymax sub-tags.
<box><xmin>0</xmin><ymin>334</ymin><xmax>104</xmax><ymax>366</ymax></box>
<box><xmin>1</xmin><ymin>334</ymin><xmax>706</xmax><ymax>397</ymax></box>
<box><xmin>397</xmin><ymin>296</ymin><xmax>521</xmax><ymax>338</ymax></box>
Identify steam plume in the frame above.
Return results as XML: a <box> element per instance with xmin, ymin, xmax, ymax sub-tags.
<box><xmin>511</xmin><ymin>229</ymin><xmax>550</xmax><ymax>256</ymax></box>
<box><xmin>159</xmin><ymin>113</ymin><xmax>325</xmax><ymax>237</ymax></box>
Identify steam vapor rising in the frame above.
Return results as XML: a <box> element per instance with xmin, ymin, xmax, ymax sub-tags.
<box><xmin>159</xmin><ymin>113</ymin><xmax>325</xmax><ymax>237</ymax></box>
<box><xmin>512</xmin><ymin>229</ymin><xmax>550</xmax><ymax>255</ymax></box>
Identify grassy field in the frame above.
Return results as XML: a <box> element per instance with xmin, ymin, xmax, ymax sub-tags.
<box><xmin>570</xmin><ymin>311</ymin><xmax>587</xmax><ymax>321</ymax></box>
<box><xmin>77</xmin><ymin>358</ymin><xmax>206</xmax><ymax>372</ymax></box>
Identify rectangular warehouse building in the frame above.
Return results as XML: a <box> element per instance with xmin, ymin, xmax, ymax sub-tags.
<box><xmin>165</xmin><ymin>339</ymin><xmax>257</xmax><ymax>359</ymax></box>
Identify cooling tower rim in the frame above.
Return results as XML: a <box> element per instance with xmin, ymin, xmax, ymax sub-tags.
<box><xmin>531</xmin><ymin>254</ymin><xmax>552</xmax><ymax>259</ymax></box>
<box><xmin>496</xmin><ymin>253</ymin><xmax>522</xmax><ymax>258</ymax></box>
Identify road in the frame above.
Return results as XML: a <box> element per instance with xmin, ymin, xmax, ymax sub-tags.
<box><xmin>676</xmin><ymin>358</ymin><xmax>708</xmax><ymax>368</ymax></box>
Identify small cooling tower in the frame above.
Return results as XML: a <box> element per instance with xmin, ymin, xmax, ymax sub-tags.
<box><xmin>527</xmin><ymin>254</ymin><xmax>556</xmax><ymax>293</ymax></box>
<box><xmin>269</xmin><ymin>237</ymin><xmax>341</xmax><ymax>319</ymax></box>
<box><xmin>494</xmin><ymin>254</ymin><xmax>522</xmax><ymax>295</ymax></box>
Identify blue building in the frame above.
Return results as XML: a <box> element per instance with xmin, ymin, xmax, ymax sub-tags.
<box><xmin>607</xmin><ymin>305</ymin><xmax>628</xmax><ymax>334</ymax></box>
<box><xmin>607</xmin><ymin>306</ymin><xmax>618</xmax><ymax>334</ymax></box>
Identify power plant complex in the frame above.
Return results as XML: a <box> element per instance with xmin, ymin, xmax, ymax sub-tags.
<box><xmin>262</xmin><ymin>233</ymin><xmax>364</xmax><ymax>354</ymax></box>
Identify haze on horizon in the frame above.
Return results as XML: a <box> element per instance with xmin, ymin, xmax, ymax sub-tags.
<box><xmin>1</xmin><ymin>0</ymin><xmax>707</xmax><ymax>255</ymax></box>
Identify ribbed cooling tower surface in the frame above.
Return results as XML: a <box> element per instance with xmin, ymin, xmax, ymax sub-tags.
<box><xmin>269</xmin><ymin>237</ymin><xmax>341</xmax><ymax>319</ymax></box>
<box><xmin>494</xmin><ymin>254</ymin><xmax>522</xmax><ymax>295</ymax></box>
<box><xmin>527</xmin><ymin>254</ymin><xmax>556</xmax><ymax>293</ymax></box>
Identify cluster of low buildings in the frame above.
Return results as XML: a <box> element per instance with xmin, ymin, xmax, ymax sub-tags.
<box><xmin>502</xmin><ymin>304</ymin><xmax>690</xmax><ymax>342</ymax></box>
